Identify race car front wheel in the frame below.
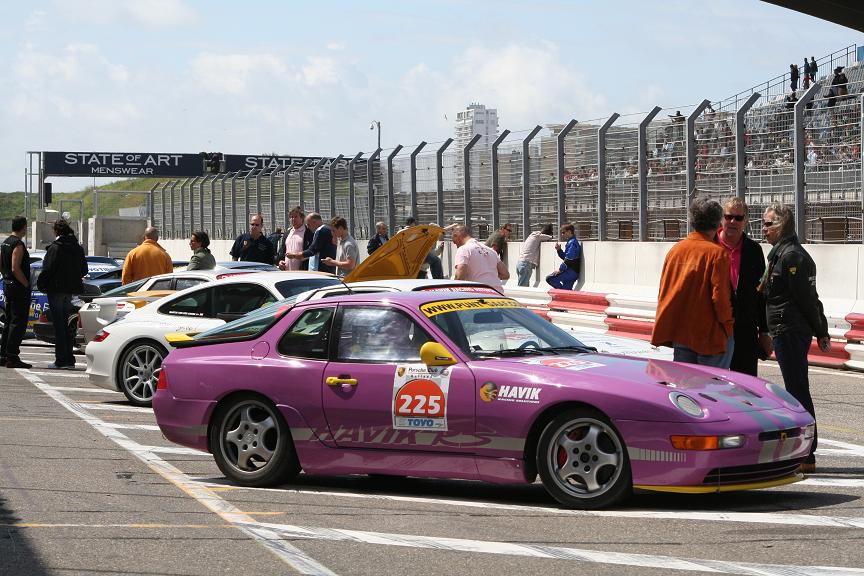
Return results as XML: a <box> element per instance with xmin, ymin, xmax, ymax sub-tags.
<box><xmin>210</xmin><ymin>394</ymin><xmax>300</xmax><ymax>487</ymax></box>
<box><xmin>537</xmin><ymin>408</ymin><xmax>631</xmax><ymax>509</ymax></box>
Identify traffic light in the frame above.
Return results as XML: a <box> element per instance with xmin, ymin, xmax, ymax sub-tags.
<box><xmin>202</xmin><ymin>152</ymin><xmax>224</xmax><ymax>174</ymax></box>
<box><xmin>43</xmin><ymin>182</ymin><xmax>52</xmax><ymax>206</ymax></box>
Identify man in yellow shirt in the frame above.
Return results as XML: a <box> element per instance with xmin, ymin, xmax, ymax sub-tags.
<box><xmin>121</xmin><ymin>226</ymin><xmax>173</xmax><ymax>285</ymax></box>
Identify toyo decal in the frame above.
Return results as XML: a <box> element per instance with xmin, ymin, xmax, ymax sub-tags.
<box><xmin>392</xmin><ymin>364</ymin><xmax>451</xmax><ymax>431</ymax></box>
<box><xmin>420</xmin><ymin>298</ymin><xmax>521</xmax><ymax>317</ymax></box>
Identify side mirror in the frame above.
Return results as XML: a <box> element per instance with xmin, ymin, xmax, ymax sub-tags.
<box><xmin>420</xmin><ymin>342</ymin><xmax>457</xmax><ymax>366</ymax></box>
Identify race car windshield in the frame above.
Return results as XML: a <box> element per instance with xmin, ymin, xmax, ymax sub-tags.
<box><xmin>193</xmin><ymin>299</ymin><xmax>293</xmax><ymax>343</ymax></box>
<box><xmin>427</xmin><ymin>303</ymin><xmax>587</xmax><ymax>359</ymax></box>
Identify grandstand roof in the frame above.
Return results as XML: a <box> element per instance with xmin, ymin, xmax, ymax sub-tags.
<box><xmin>762</xmin><ymin>0</ymin><xmax>864</xmax><ymax>32</ymax></box>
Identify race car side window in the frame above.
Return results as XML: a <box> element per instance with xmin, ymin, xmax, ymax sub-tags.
<box><xmin>213</xmin><ymin>283</ymin><xmax>276</xmax><ymax>317</ymax></box>
<box><xmin>277</xmin><ymin>307</ymin><xmax>334</xmax><ymax>360</ymax></box>
<box><xmin>149</xmin><ymin>279</ymin><xmax>173</xmax><ymax>291</ymax></box>
<box><xmin>175</xmin><ymin>277</ymin><xmax>209</xmax><ymax>291</ymax></box>
<box><xmin>159</xmin><ymin>287</ymin><xmax>212</xmax><ymax>317</ymax></box>
<box><xmin>335</xmin><ymin>306</ymin><xmax>432</xmax><ymax>363</ymax></box>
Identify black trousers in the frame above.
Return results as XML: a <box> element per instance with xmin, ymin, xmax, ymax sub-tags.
<box><xmin>773</xmin><ymin>331</ymin><xmax>817</xmax><ymax>458</ymax></box>
<box><xmin>1</xmin><ymin>284</ymin><xmax>31</xmax><ymax>361</ymax></box>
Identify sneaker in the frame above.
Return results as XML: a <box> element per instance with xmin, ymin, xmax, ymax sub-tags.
<box><xmin>6</xmin><ymin>359</ymin><xmax>33</xmax><ymax>369</ymax></box>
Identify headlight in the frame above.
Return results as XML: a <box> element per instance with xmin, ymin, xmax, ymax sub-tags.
<box><xmin>765</xmin><ymin>382</ymin><xmax>802</xmax><ymax>409</ymax></box>
<box><xmin>803</xmin><ymin>424</ymin><xmax>815</xmax><ymax>439</ymax></box>
<box><xmin>670</xmin><ymin>392</ymin><xmax>704</xmax><ymax>418</ymax></box>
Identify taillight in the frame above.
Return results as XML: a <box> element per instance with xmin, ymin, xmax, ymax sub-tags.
<box><xmin>157</xmin><ymin>368</ymin><xmax>168</xmax><ymax>390</ymax></box>
<box><xmin>39</xmin><ymin>312</ymin><xmax>49</xmax><ymax>322</ymax></box>
<box><xmin>92</xmin><ymin>329</ymin><xmax>110</xmax><ymax>343</ymax></box>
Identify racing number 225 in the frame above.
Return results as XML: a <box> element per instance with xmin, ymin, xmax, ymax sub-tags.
<box><xmin>395</xmin><ymin>378</ymin><xmax>446</xmax><ymax>417</ymax></box>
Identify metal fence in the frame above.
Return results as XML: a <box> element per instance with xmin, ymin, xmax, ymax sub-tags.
<box><xmin>151</xmin><ymin>53</ymin><xmax>862</xmax><ymax>244</ymax></box>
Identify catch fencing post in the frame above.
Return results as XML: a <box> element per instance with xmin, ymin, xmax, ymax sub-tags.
<box><xmin>312</xmin><ymin>158</ymin><xmax>327</xmax><ymax>214</ymax></box>
<box><xmin>462</xmin><ymin>135</ymin><xmax>482</xmax><ymax>232</ymax></box>
<box><xmin>686</xmin><ymin>100</ymin><xmax>711</xmax><ymax>233</ymax></box>
<box><xmin>491</xmin><ymin>130</ymin><xmax>511</xmax><ymax>231</ymax></box>
<box><xmin>435</xmin><ymin>139</ymin><xmax>453</xmax><ymax>228</ymax></box>
<box><xmin>522</xmin><ymin>125</ymin><xmax>543</xmax><ymax>239</ymax></box>
<box><xmin>735</xmin><ymin>93</ymin><xmax>761</xmax><ymax>200</ymax></box>
<box><xmin>409</xmin><ymin>142</ymin><xmax>427</xmax><ymax>220</ymax></box>
<box><xmin>329</xmin><ymin>154</ymin><xmax>344</xmax><ymax>221</ymax></box>
<box><xmin>793</xmin><ymin>83</ymin><xmax>821</xmax><ymax>241</ymax></box>
<box><xmin>597</xmin><ymin>114</ymin><xmax>619</xmax><ymax>240</ymax></box>
<box><xmin>638</xmin><ymin>106</ymin><xmax>662</xmax><ymax>241</ymax></box>
<box><xmin>348</xmin><ymin>152</ymin><xmax>363</xmax><ymax>236</ymax></box>
<box><xmin>387</xmin><ymin>146</ymin><xmax>403</xmax><ymax>233</ymax></box>
<box><xmin>556</xmin><ymin>120</ymin><xmax>578</xmax><ymax>232</ymax></box>
<box><xmin>367</xmin><ymin>148</ymin><xmax>382</xmax><ymax>238</ymax></box>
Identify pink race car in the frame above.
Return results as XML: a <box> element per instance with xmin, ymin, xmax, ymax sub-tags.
<box><xmin>154</xmin><ymin>292</ymin><xmax>814</xmax><ymax>509</ymax></box>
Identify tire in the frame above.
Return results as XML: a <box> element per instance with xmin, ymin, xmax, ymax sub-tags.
<box><xmin>536</xmin><ymin>408</ymin><xmax>631</xmax><ymax>509</ymax></box>
<box><xmin>117</xmin><ymin>340</ymin><xmax>167</xmax><ymax>407</ymax></box>
<box><xmin>209</xmin><ymin>394</ymin><xmax>300</xmax><ymax>487</ymax></box>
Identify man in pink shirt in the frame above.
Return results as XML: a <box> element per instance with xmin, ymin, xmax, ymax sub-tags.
<box><xmin>452</xmin><ymin>225</ymin><xmax>509</xmax><ymax>290</ymax></box>
<box><xmin>279</xmin><ymin>206</ymin><xmax>313</xmax><ymax>271</ymax></box>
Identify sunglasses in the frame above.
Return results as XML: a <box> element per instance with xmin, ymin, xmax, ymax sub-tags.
<box><xmin>723</xmin><ymin>214</ymin><xmax>745</xmax><ymax>222</ymax></box>
<box><xmin>762</xmin><ymin>220</ymin><xmax>779</xmax><ymax>227</ymax></box>
<box><xmin>249</xmin><ymin>223</ymin><xmax>261</xmax><ymax>227</ymax></box>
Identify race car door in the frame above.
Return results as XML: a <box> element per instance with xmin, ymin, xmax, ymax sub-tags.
<box><xmin>321</xmin><ymin>304</ymin><xmax>478</xmax><ymax>453</ymax></box>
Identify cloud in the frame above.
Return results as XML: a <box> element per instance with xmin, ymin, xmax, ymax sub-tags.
<box><xmin>53</xmin><ymin>0</ymin><xmax>194</xmax><ymax>28</ymax></box>
<box><xmin>326</xmin><ymin>42</ymin><xmax>345</xmax><ymax>51</ymax></box>
<box><xmin>191</xmin><ymin>52</ymin><xmax>289</xmax><ymax>95</ymax></box>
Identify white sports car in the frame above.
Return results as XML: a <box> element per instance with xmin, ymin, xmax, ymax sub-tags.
<box><xmin>85</xmin><ymin>271</ymin><xmax>340</xmax><ymax>406</ymax></box>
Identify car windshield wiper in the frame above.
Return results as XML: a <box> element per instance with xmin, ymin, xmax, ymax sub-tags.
<box><xmin>473</xmin><ymin>347</ymin><xmax>545</xmax><ymax>358</ymax></box>
<box><xmin>535</xmin><ymin>344</ymin><xmax>597</xmax><ymax>354</ymax></box>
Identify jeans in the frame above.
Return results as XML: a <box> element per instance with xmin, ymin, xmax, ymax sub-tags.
<box><xmin>47</xmin><ymin>293</ymin><xmax>75</xmax><ymax>366</ymax></box>
<box><xmin>1</xmin><ymin>284</ymin><xmax>31</xmax><ymax>362</ymax></box>
<box><xmin>546</xmin><ymin>268</ymin><xmax>579</xmax><ymax>290</ymax></box>
<box><xmin>427</xmin><ymin>254</ymin><xmax>443</xmax><ymax>280</ymax></box>
<box><xmin>673</xmin><ymin>335</ymin><xmax>735</xmax><ymax>369</ymax></box>
<box><xmin>773</xmin><ymin>331</ymin><xmax>817</xmax><ymax>457</ymax></box>
<box><xmin>516</xmin><ymin>260</ymin><xmax>535</xmax><ymax>287</ymax></box>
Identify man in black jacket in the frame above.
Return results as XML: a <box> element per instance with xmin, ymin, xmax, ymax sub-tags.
<box><xmin>718</xmin><ymin>197</ymin><xmax>769</xmax><ymax>376</ymax></box>
<box><xmin>285</xmin><ymin>212</ymin><xmax>336</xmax><ymax>274</ymax></box>
<box><xmin>37</xmin><ymin>219</ymin><xmax>87</xmax><ymax>369</ymax></box>
<box><xmin>1</xmin><ymin>216</ymin><xmax>31</xmax><ymax>368</ymax></box>
<box><xmin>761</xmin><ymin>203</ymin><xmax>830</xmax><ymax>473</ymax></box>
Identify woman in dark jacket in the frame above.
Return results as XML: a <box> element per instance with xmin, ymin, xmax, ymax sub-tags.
<box><xmin>187</xmin><ymin>231</ymin><xmax>216</xmax><ymax>270</ymax></box>
<box><xmin>37</xmin><ymin>219</ymin><xmax>88</xmax><ymax>369</ymax></box>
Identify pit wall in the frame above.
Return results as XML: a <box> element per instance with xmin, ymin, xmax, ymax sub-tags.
<box><xmin>159</xmin><ymin>237</ymin><xmax>864</xmax><ymax>371</ymax></box>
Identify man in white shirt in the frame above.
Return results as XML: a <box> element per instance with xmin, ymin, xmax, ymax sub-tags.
<box><xmin>279</xmin><ymin>206</ymin><xmax>312</xmax><ymax>271</ymax></box>
<box><xmin>452</xmin><ymin>225</ymin><xmax>509</xmax><ymax>290</ymax></box>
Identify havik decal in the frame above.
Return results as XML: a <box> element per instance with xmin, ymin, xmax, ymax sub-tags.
<box><xmin>481</xmin><ymin>383</ymin><xmax>541</xmax><ymax>404</ymax></box>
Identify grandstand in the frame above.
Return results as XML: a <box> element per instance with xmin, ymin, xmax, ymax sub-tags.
<box><xmin>150</xmin><ymin>44</ymin><xmax>862</xmax><ymax>244</ymax></box>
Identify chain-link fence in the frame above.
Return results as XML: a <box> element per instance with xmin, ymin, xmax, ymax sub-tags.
<box><xmin>150</xmin><ymin>49</ymin><xmax>862</xmax><ymax>244</ymax></box>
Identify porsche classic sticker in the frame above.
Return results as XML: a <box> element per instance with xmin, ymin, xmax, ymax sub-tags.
<box><xmin>420</xmin><ymin>298</ymin><xmax>521</xmax><ymax>317</ymax></box>
<box><xmin>392</xmin><ymin>364</ymin><xmax>451</xmax><ymax>430</ymax></box>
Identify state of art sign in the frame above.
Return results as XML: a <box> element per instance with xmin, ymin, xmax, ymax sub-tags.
<box><xmin>43</xmin><ymin>152</ymin><xmax>205</xmax><ymax>177</ymax></box>
<box><xmin>223</xmin><ymin>154</ymin><xmax>328</xmax><ymax>172</ymax></box>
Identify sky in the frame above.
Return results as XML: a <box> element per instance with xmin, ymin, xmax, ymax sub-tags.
<box><xmin>0</xmin><ymin>0</ymin><xmax>860</xmax><ymax>193</ymax></box>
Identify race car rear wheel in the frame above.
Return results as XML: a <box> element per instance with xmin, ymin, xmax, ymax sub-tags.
<box><xmin>537</xmin><ymin>408</ymin><xmax>631</xmax><ymax>509</ymax></box>
<box><xmin>118</xmin><ymin>340</ymin><xmax>167</xmax><ymax>407</ymax></box>
<box><xmin>210</xmin><ymin>394</ymin><xmax>300</xmax><ymax>487</ymax></box>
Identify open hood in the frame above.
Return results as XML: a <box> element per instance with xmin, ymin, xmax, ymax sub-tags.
<box><xmin>343</xmin><ymin>224</ymin><xmax>444</xmax><ymax>283</ymax></box>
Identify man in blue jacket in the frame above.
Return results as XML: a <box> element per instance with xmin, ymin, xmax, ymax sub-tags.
<box><xmin>37</xmin><ymin>219</ymin><xmax>88</xmax><ymax>369</ymax></box>
<box><xmin>546</xmin><ymin>224</ymin><xmax>581</xmax><ymax>290</ymax></box>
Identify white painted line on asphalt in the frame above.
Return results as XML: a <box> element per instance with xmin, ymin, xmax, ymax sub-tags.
<box><xmin>78</xmin><ymin>403</ymin><xmax>152</xmax><ymax>413</ymax></box>
<box><xmin>42</xmin><ymin>385</ymin><xmax>121</xmax><ymax>394</ymax></box>
<box><xmin>819</xmin><ymin>439</ymin><xmax>864</xmax><ymax>458</ymax></box>
<box><xmin>800</xmin><ymin>478</ymin><xmax>864</xmax><ymax>488</ymax></box>
<box><xmin>139</xmin><ymin>445</ymin><xmax>210</xmax><ymax>456</ymax></box>
<box><xmin>187</xmin><ymin>479</ymin><xmax>864</xmax><ymax>529</ymax></box>
<box><xmin>100</xmin><ymin>422</ymin><xmax>161</xmax><ymax>431</ymax></box>
<box><xmin>19</xmin><ymin>371</ymin><xmax>337</xmax><ymax>576</ymax></box>
<box><xmin>28</xmin><ymin>371</ymin><xmax>88</xmax><ymax>378</ymax></box>
<box><xmin>244</xmin><ymin>519</ymin><xmax>864</xmax><ymax>576</ymax></box>
<box><xmin>808</xmin><ymin>366</ymin><xmax>864</xmax><ymax>380</ymax></box>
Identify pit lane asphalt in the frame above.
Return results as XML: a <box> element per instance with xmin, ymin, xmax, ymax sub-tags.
<box><xmin>1</xmin><ymin>341</ymin><xmax>863</xmax><ymax>576</ymax></box>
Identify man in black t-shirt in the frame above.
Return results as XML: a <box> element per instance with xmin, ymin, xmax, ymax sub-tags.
<box><xmin>230</xmin><ymin>213</ymin><xmax>275</xmax><ymax>264</ymax></box>
<box><xmin>1</xmin><ymin>216</ymin><xmax>32</xmax><ymax>368</ymax></box>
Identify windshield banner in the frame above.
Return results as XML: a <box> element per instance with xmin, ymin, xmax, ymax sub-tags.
<box><xmin>420</xmin><ymin>298</ymin><xmax>521</xmax><ymax>317</ymax></box>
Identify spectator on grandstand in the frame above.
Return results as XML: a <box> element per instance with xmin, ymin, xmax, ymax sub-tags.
<box><xmin>279</xmin><ymin>206</ymin><xmax>314</xmax><ymax>271</ymax></box>
<box><xmin>452</xmin><ymin>225</ymin><xmax>509</xmax><ymax>290</ymax></box>
<box><xmin>322</xmin><ymin>217</ymin><xmax>358</xmax><ymax>277</ymax></box>
<box><xmin>803</xmin><ymin>58</ymin><xmax>812</xmax><ymax>89</ymax></box>
<box><xmin>760</xmin><ymin>203</ymin><xmax>830</xmax><ymax>473</ymax></box>
<box><xmin>230</xmin><ymin>213</ymin><xmax>275</xmax><ymax>264</ymax></box>
<box><xmin>485</xmin><ymin>223</ymin><xmax>513</xmax><ymax>262</ymax></box>
<box><xmin>651</xmin><ymin>197</ymin><xmax>734</xmax><ymax>368</ymax></box>
<box><xmin>827</xmin><ymin>66</ymin><xmax>848</xmax><ymax>108</ymax></box>
<box><xmin>810</xmin><ymin>57</ymin><xmax>818</xmax><ymax>79</ymax></box>
<box><xmin>546</xmin><ymin>224</ymin><xmax>581</xmax><ymax>291</ymax></box>
<box><xmin>790</xmin><ymin>64</ymin><xmax>799</xmax><ymax>92</ymax></box>
<box><xmin>717</xmin><ymin>198</ymin><xmax>769</xmax><ymax>377</ymax></box>
<box><xmin>122</xmin><ymin>226</ymin><xmax>173</xmax><ymax>285</ymax></box>
<box><xmin>516</xmin><ymin>224</ymin><xmax>553</xmax><ymax>287</ymax></box>
<box><xmin>367</xmin><ymin>221</ymin><xmax>389</xmax><ymax>255</ymax></box>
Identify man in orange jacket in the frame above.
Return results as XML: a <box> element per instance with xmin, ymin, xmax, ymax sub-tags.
<box><xmin>651</xmin><ymin>197</ymin><xmax>734</xmax><ymax>368</ymax></box>
<box><xmin>121</xmin><ymin>226</ymin><xmax>173</xmax><ymax>285</ymax></box>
